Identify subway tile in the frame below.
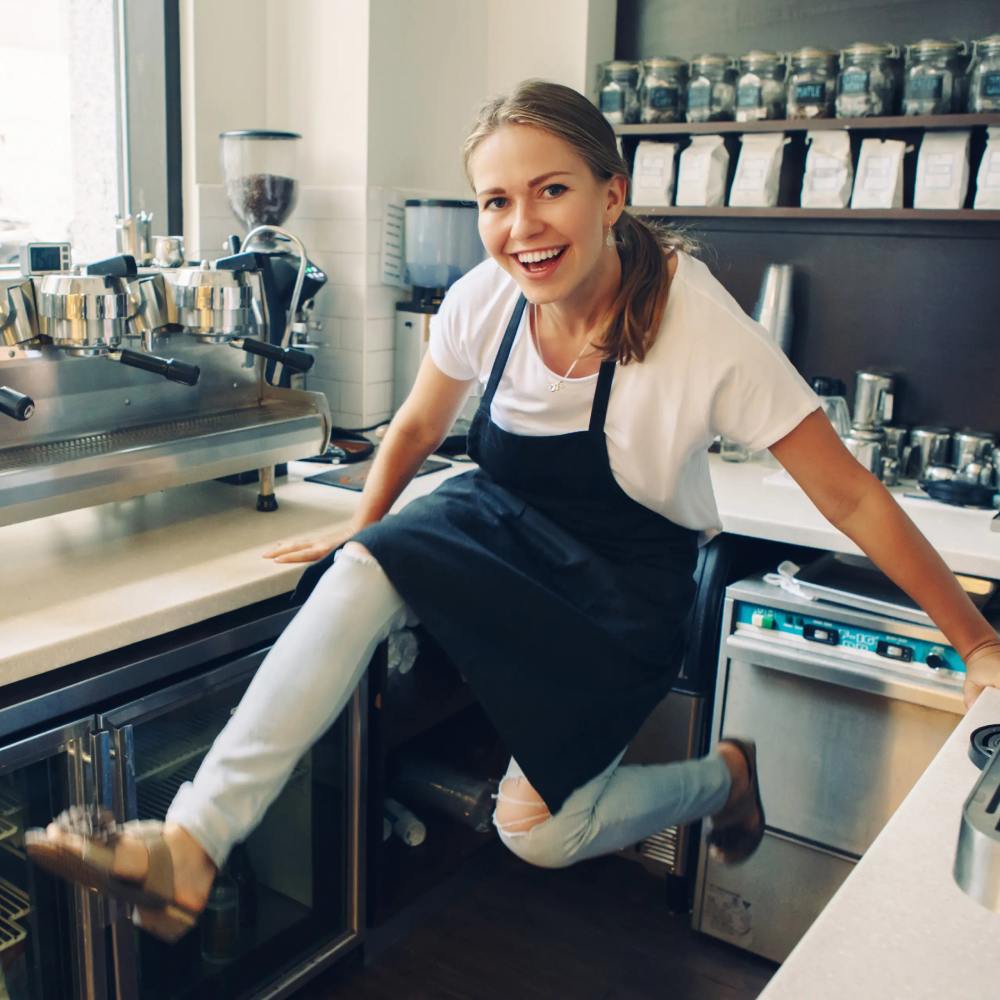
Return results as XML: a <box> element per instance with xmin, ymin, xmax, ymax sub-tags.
<box><xmin>366</xmin><ymin>349</ymin><xmax>393</xmax><ymax>384</ymax></box>
<box><xmin>196</xmin><ymin>184</ymin><xmax>230</xmax><ymax>218</ymax></box>
<box><xmin>331</xmin><ymin>410</ymin><xmax>363</xmax><ymax>429</ymax></box>
<box><xmin>307</xmin><ymin>315</ymin><xmax>340</xmax><ymax>350</ymax></box>
<box><xmin>332</xmin><ymin>348</ymin><xmax>364</xmax><ymax>382</ymax></box>
<box><xmin>340</xmin><ymin>320</ymin><xmax>366</xmax><ymax>351</ymax></box>
<box><xmin>312</xmin><ymin>252</ymin><xmax>366</xmax><ymax>287</ymax></box>
<box><xmin>340</xmin><ymin>381</ymin><xmax>363</xmax><ymax>414</ymax></box>
<box><xmin>366</xmin><ymin>285</ymin><xmax>406</xmax><ymax>320</ymax></box>
<box><xmin>329</xmin><ymin>187</ymin><xmax>367</xmax><ymax>220</ymax></box>
<box><xmin>366</xmin><ymin>317</ymin><xmax>394</xmax><ymax>351</ymax></box>
<box><xmin>303</xmin><ymin>375</ymin><xmax>340</xmax><ymax>414</ymax></box>
<box><xmin>365</xmin><ymin>381</ymin><xmax>393</xmax><ymax>416</ymax></box>
<box><xmin>325</xmin><ymin>284</ymin><xmax>365</xmax><ymax>320</ymax></box>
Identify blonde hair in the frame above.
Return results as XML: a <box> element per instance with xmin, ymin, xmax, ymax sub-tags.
<box><xmin>463</xmin><ymin>79</ymin><xmax>694</xmax><ymax>364</ymax></box>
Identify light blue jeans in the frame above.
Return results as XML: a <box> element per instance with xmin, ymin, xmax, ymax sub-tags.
<box><xmin>168</xmin><ymin>547</ymin><xmax>732</xmax><ymax>869</ymax></box>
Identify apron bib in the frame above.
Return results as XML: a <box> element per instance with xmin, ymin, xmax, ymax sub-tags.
<box><xmin>296</xmin><ymin>295</ymin><xmax>699</xmax><ymax>812</ymax></box>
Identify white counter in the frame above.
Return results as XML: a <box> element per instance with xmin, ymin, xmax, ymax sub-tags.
<box><xmin>759</xmin><ymin>685</ymin><xmax>1000</xmax><ymax>1000</ymax></box>
<box><xmin>2</xmin><ymin>454</ymin><xmax>998</xmax><ymax>683</ymax></box>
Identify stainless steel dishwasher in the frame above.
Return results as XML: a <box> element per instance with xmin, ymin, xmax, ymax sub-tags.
<box><xmin>692</xmin><ymin>558</ymin><xmax>993</xmax><ymax>962</ymax></box>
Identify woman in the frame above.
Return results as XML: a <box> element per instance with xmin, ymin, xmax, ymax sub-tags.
<box><xmin>27</xmin><ymin>81</ymin><xmax>1000</xmax><ymax>940</ymax></box>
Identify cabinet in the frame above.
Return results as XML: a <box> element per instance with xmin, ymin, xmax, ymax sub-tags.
<box><xmin>0</xmin><ymin>595</ymin><xmax>363</xmax><ymax>1000</ymax></box>
<box><xmin>618</xmin><ymin>112</ymin><xmax>1000</xmax><ymax>220</ymax></box>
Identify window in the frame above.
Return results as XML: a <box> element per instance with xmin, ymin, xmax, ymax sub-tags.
<box><xmin>0</xmin><ymin>0</ymin><xmax>180</xmax><ymax>265</ymax></box>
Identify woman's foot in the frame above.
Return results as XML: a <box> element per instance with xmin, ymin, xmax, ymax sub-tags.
<box><xmin>708</xmin><ymin>739</ymin><xmax>765</xmax><ymax>864</ymax></box>
<box><xmin>38</xmin><ymin>816</ymin><xmax>215</xmax><ymax>915</ymax></box>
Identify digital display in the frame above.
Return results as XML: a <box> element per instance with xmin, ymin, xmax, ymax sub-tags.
<box><xmin>30</xmin><ymin>246</ymin><xmax>63</xmax><ymax>271</ymax></box>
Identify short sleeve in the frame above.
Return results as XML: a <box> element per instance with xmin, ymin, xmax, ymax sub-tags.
<box><xmin>427</xmin><ymin>289</ymin><xmax>477</xmax><ymax>381</ymax></box>
<box><xmin>709</xmin><ymin>322</ymin><xmax>820</xmax><ymax>452</ymax></box>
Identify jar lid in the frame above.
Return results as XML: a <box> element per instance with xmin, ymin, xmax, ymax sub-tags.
<box><xmin>789</xmin><ymin>46</ymin><xmax>837</xmax><ymax>63</ymax></box>
<box><xmin>691</xmin><ymin>53</ymin><xmax>732</xmax><ymax>68</ymax></box>
<box><xmin>840</xmin><ymin>41</ymin><xmax>895</xmax><ymax>58</ymax></box>
<box><xmin>906</xmin><ymin>38</ymin><xmax>965</xmax><ymax>56</ymax></box>
<box><xmin>219</xmin><ymin>130</ymin><xmax>302</xmax><ymax>140</ymax></box>
<box><xmin>643</xmin><ymin>56</ymin><xmax>686</xmax><ymax>70</ymax></box>
<box><xmin>740</xmin><ymin>49</ymin><xmax>783</xmax><ymax>67</ymax></box>
<box><xmin>974</xmin><ymin>34</ymin><xmax>1000</xmax><ymax>52</ymax></box>
<box><xmin>605</xmin><ymin>60</ymin><xmax>641</xmax><ymax>72</ymax></box>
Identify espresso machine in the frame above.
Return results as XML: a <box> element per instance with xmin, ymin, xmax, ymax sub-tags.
<box><xmin>0</xmin><ymin>236</ymin><xmax>329</xmax><ymax>526</ymax></box>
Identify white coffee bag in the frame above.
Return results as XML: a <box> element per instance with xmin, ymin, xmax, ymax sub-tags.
<box><xmin>975</xmin><ymin>127</ymin><xmax>1000</xmax><ymax>209</ymax></box>
<box><xmin>676</xmin><ymin>135</ymin><xmax>729</xmax><ymax>207</ymax></box>
<box><xmin>801</xmin><ymin>130</ymin><xmax>854</xmax><ymax>208</ymax></box>
<box><xmin>631</xmin><ymin>141</ymin><xmax>679</xmax><ymax>207</ymax></box>
<box><xmin>851</xmin><ymin>138</ymin><xmax>907</xmax><ymax>209</ymax></box>
<box><xmin>729</xmin><ymin>133</ymin><xmax>788</xmax><ymax>208</ymax></box>
<box><xmin>914</xmin><ymin>130</ymin><xmax>970</xmax><ymax>209</ymax></box>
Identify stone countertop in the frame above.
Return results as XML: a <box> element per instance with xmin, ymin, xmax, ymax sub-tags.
<box><xmin>759</xmin><ymin>685</ymin><xmax>1000</xmax><ymax>1000</ymax></box>
<box><xmin>2</xmin><ymin>453</ymin><xmax>997</xmax><ymax>683</ymax></box>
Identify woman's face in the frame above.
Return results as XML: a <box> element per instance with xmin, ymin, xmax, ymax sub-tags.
<box><xmin>468</xmin><ymin>124</ymin><xmax>626</xmax><ymax>307</ymax></box>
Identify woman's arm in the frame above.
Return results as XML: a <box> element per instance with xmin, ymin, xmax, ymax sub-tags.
<box><xmin>265</xmin><ymin>354</ymin><xmax>475</xmax><ymax>563</ymax></box>
<box><xmin>769</xmin><ymin>409</ymin><xmax>1000</xmax><ymax>707</ymax></box>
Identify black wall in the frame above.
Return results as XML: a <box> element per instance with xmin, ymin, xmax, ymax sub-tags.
<box><xmin>615</xmin><ymin>1</ymin><xmax>1000</xmax><ymax>434</ymax></box>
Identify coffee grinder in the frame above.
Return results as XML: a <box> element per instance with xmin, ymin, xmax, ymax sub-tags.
<box><xmin>217</xmin><ymin>130</ymin><xmax>327</xmax><ymax>389</ymax></box>
<box><xmin>393</xmin><ymin>200</ymin><xmax>485</xmax><ymax>448</ymax></box>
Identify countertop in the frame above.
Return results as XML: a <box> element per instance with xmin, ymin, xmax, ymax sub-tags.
<box><xmin>759</xmin><ymin>685</ymin><xmax>1000</xmax><ymax>1000</ymax></box>
<box><xmin>2</xmin><ymin>454</ymin><xmax>998</xmax><ymax>682</ymax></box>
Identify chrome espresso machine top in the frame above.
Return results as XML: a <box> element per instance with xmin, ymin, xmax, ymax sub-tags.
<box><xmin>0</xmin><ymin>232</ymin><xmax>330</xmax><ymax>527</ymax></box>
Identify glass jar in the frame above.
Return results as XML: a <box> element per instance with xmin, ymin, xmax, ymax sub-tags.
<box><xmin>639</xmin><ymin>57</ymin><xmax>688</xmax><ymax>123</ymax></box>
<box><xmin>836</xmin><ymin>42</ymin><xmax>899</xmax><ymax>117</ymax></box>
<box><xmin>598</xmin><ymin>61</ymin><xmax>641</xmax><ymax>125</ymax></box>
<box><xmin>686</xmin><ymin>54</ymin><xmax>737</xmax><ymax>123</ymax></box>
<box><xmin>786</xmin><ymin>47</ymin><xmax>839</xmax><ymax>118</ymax></box>
<box><xmin>903</xmin><ymin>39</ymin><xmax>968</xmax><ymax>115</ymax></box>
<box><xmin>735</xmin><ymin>51</ymin><xmax>787</xmax><ymax>121</ymax></box>
<box><xmin>969</xmin><ymin>35</ymin><xmax>1000</xmax><ymax>112</ymax></box>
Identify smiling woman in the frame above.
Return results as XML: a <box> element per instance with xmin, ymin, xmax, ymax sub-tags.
<box><xmin>26</xmin><ymin>78</ymin><xmax>1000</xmax><ymax>943</ymax></box>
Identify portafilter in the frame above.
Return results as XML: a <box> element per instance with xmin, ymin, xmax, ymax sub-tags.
<box><xmin>37</xmin><ymin>255</ymin><xmax>199</xmax><ymax>385</ymax></box>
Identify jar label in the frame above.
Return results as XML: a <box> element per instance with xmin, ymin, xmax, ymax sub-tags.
<box><xmin>600</xmin><ymin>89</ymin><xmax>625</xmax><ymax>113</ymax></box>
<box><xmin>907</xmin><ymin>74</ymin><xmax>943</xmax><ymax>100</ymax></box>
<box><xmin>687</xmin><ymin>86</ymin><xmax>711</xmax><ymax>110</ymax></box>
<box><xmin>794</xmin><ymin>81</ymin><xmax>827</xmax><ymax>103</ymax></box>
<box><xmin>841</xmin><ymin>70</ymin><xmax>870</xmax><ymax>95</ymax></box>
<box><xmin>737</xmin><ymin>83</ymin><xmax>763</xmax><ymax>108</ymax></box>
<box><xmin>983</xmin><ymin>71</ymin><xmax>1000</xmax><ymax>99</ymax></box>
<box><xmin>647</xmin><ymin>85</ymin><xmax>679</xmax><ymax>110</ymax></box>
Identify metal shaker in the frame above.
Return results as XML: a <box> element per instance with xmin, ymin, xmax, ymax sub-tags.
<box><xmin>909</xmin><ymin>426</ymin><xmax>953</xmax><ymax>479</ymax></box>
<box><xmin>851</xmin><ymin>370</ymin><xmax>895</xmax><ymax>433</ymax></box>
<box><xmin>753</xmin><ymin>264</ymin><xmax>794</xmax><ymax>355</ymax></box>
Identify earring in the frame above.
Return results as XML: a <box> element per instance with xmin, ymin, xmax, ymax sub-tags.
<box><xmin>605</xmin><ymin>227</ymin><xmax>615</xmax><ymax>248</ymax></box>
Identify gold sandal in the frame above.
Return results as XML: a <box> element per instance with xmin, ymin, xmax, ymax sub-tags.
<box><xmin>25</xmin><ymin>807</ymin><xmax>198</xmax><ymax>943</ymax></box>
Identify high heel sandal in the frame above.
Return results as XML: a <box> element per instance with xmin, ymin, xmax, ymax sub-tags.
<box><xmin>707</xmin><ymin>738</ymin><xmax>765</xmax><ymax>865</ymax></box>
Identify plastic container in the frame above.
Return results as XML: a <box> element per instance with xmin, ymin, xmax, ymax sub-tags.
<box><xmin>640</xmin><ymin>57</ymin><xmax>688</xmax><ymax>123</ymax></box>
<box><xmin>787</xmin><ymin>48</ymin><xmax>839</xmax><ymax>118</ymax></box>
<box><xmin>686</xmin><ymin>54</ymin><xmax>737</xmax><ymax>123</ymax></box>
<box><xmin>836</xmin><ymin>42</ymin><xmax>899</xmax><ymax>117</ymax></box>
<box><xmin>903</xmin><ymin>39</ymin><xmax>968</xmax><ymax>115</ymax></box>
<box><xmin>404</xmin><ymin>200</ymin><xmax>484</xmax><ymax>292</ymax></box>
<box><xmin>219</xmin><ymin>130</ymin><xmax>301</xmax><ymax>230</ymax></box>
<box><xmin>598</xmin><ymin>61</ymin><xmax>642</xmax><ymax>124</ymax></box>
<box><xmin>736</xmin><ymin>51</ymin><xmax>786</xmax><ymax>122</ymax></box>
<box><xmin>969</xmin><ymin>35</ymin><xmax>1000</xmax><ymax>112</ymax></box>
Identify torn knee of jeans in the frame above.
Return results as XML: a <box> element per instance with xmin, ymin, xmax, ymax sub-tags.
<box><xmin>492</xmin><ymin>776</ymin><xmax>551</xmax><ymax>838</ymax></box>
<box><xmin>337</xmin><ymin>542</ymin><xmax>377</xmax><ymax>567</ymax></box>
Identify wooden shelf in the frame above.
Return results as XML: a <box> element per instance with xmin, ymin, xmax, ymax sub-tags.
<box><xmin>615</xmin><ymin>112</ymin><xmax>1000</xmax><ymax>137</ymax></box>
<box><xmin>628</xmin><ymin>206</ymin><xmax>1000</xmax><ymax>221</ymax></box>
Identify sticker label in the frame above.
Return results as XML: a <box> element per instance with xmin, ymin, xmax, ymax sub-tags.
<box><xmin>841</xmin><ymin>70</ymin><xmax>870</xmax><ymax>95</ymax></box>
<box><xmin>647</xmin><ymin>85</ymin><xmax>679</xmax><ymax>110</ymax></box>
<box><xmin>908</xmin><ymin>74</ymin><xmax>944</xmax><ymax>100</ymax></box>
<box><xmin>794</xmin><ymin>81</ymin><xmax>826</xmax><ymax>103</ymax></box>
<box><xmin>704</xmin><ymin>884</ymin><xmax>754</xmax><ymax>946</ymax></box>
<box><xmin>600</xmin><ymin>89</ymin><xmax>624</xmax><ymax>113</ymax></box>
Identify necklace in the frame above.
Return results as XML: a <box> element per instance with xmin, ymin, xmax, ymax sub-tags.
<box><xmin>531</xmin><ymin>305</ymin><xmax>596</xmax><ymax>393</ymax></box>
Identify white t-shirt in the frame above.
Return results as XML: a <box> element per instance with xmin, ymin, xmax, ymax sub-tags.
<box><xmin>428</xmin><ymin>251</ymin><xmax>819</xmax><ymax>533</ymax></box>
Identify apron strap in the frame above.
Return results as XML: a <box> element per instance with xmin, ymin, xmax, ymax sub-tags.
<box><xmin>482</xmin><ymin>294</ymin><xmax>528</xmax><ymax>409</ymax></box>
<box><xmin>588</xmin><ymin>360</ymin><xmax>616</xmax><ymax>433</ymax></box>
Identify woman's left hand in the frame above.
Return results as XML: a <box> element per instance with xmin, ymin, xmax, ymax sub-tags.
<box><xmin>963</xmin><ymin>641</ymin><xmax>1000</xmax><ymax>710</ymax></box>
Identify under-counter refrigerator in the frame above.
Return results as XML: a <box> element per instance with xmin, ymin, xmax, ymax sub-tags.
<box><xmin>0</xmin><ymin>596</ymin><xmax>365</xmax><ymax>1000</ymax></box>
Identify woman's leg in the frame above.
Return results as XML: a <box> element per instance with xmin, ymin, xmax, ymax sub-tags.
<box><xmin>494</xmin><ymin>748</ymin><xmax>738</xmax><ymax>870</ymax></box>
<box><xmin>43</xmin><ymin>543</ymin><xmax>414</xmax><ymax>909</ymax></box>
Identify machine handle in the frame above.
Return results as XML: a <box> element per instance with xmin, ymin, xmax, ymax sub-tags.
<box><xmin>83</xmin><ymin>254</ymin><xmax>138</xmax><ymax>278</ymax></box>
<box><xmin>0</xmin><ymin>385</ymin><xmax>34</xmax><ymax>420</ymax></box>
<box><xmin>238</xmin><ymin>337</ymin><xmax>315</xmax><ymax>374</ymax></box>
<box><xmin>118</xmin><ymin>349</ymin><xmax>201</xmax><ymax>386</ymax></box>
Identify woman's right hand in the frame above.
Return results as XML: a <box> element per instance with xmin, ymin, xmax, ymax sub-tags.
<box><xmin>262</xmin><ymin>522</ymin><xmax>364</xmax><ymax>564</ymax></box>
<box><xmin>963</xmin><ymin>639</ymin><xmax>1000</xmax><ymax>710</ymax></box>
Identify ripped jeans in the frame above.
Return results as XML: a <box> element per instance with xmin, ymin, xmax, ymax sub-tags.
<box><xmin>168</xmin><ymin>545</ymin><xmax>732</xmax><ymax>869</ymax></box>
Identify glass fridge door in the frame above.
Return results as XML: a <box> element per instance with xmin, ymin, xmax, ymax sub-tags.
<box><xmin>99</xmin><ymin>649</ymin><xmax>363</xmax><ymax>1000</ymax></box>
<box><xmin>0</xmin><ymin>718</ymin><xmax>105</xmax><ymax>999</ymax></box>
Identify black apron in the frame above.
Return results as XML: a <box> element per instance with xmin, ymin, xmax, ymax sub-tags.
<box><xmin>295</xmin><ymin>295</ymin><xmax>699</xmax><ymax>813</ymax></box>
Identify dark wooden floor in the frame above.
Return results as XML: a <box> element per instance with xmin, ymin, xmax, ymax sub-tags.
<box><xmin>297</xmin><ymin>843</ymin><xmax>776</xmax><ymax>1000</ymax></box>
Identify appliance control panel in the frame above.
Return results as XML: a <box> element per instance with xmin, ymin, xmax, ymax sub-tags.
<box><xmin>733</xmin><ymin>602</ymin><xmax>966</xmax><ymax>675</ymax></box>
